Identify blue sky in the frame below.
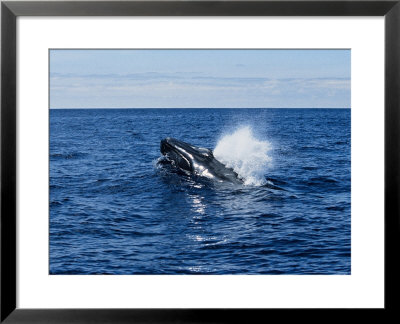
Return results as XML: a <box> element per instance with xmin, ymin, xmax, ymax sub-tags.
<box><xmin>50</xmin><ymin>49</ymin><xmax>350</xmax><ymax>108</ymax></box>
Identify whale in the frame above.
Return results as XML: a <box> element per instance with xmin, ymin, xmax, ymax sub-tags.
<box><xmin>160</xmin><ymin>137</ymin><xmax>242</xmax><ymax>184</ymax></box>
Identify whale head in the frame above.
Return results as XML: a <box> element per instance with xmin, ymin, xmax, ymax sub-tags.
<box><xmin>160</xmin><ymin>137</ymin><xmax>242</xmax><ymax>183</ymax></box>
<box><xmin>160</xmin><ymin>137</ymin><xmax>213</xmax><ymax>174</ymax></box>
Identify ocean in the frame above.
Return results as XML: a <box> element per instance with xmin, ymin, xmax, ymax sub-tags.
<box><xmin>49</xmin><ymin>108</ymin><xmax>351</xmax><ymax>275</ymax></box>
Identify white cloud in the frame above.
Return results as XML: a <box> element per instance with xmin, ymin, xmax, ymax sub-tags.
<box><xmin>50</xmin><ymin>73</ymin><xmax>350</xmax><ymax>108</ymax></box>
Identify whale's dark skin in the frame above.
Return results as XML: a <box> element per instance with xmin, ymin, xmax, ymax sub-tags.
<box><xmin>160</xmin><ymin>137</ymin><xmax>242</xmax><ymax>184</ymax></box>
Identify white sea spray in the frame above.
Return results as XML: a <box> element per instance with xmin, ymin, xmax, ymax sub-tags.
<box><xmin>213</xmin><ymin>126</ymin><xmax>271</xmax><ymax>186</ymax></box>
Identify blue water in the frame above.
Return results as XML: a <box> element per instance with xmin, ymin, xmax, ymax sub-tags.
<box><xmin>49</xmin><ymin>108</ymin><xmax>351</xmax><ymax>274</ymax></box>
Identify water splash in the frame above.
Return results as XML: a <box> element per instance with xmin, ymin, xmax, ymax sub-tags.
<box><xmin>213</xmin><ymin>126</ymin><xmax>272</xmax><ymax>186</ymax></box>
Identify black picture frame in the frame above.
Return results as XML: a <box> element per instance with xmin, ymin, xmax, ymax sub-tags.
<box><xmin>1</xmin><ymin>0</ymin><xmax>399</xmax><ymax>322</ymax></box>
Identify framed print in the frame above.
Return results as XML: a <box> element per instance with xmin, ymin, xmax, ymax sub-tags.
<box><xmin>1</xmin><ymin>0</ymin><xmax>399</xmax><ymax>322</ymax></box>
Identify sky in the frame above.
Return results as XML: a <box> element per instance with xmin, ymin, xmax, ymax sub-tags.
<box><xmin>50</xmin><ymin>49</ymin><xmax>350</xmax><ymax>108</ymax></box>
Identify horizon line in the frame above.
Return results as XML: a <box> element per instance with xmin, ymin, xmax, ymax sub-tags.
<box><xmin>50</xmin><ymin>107</ymin><xmax>351</xmax><ymax>110</ymax></box>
